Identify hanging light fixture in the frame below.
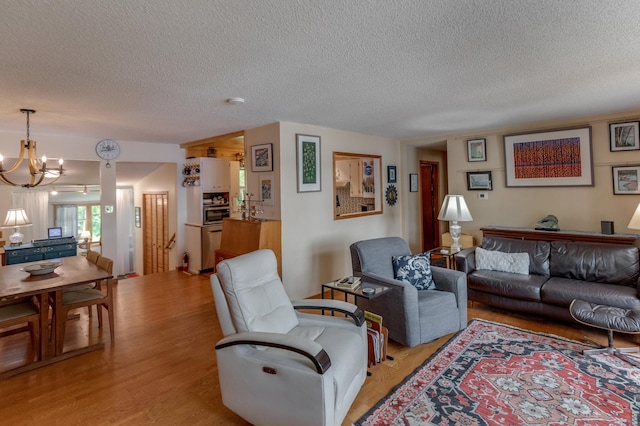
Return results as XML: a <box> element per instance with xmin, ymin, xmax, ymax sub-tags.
<box><xmin>0</xmin><ymin>109</ymin><xmax>64</xmax><ymax>188</ymax></box>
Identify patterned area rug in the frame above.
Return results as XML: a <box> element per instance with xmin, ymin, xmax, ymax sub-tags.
<box><xmin>356</xmin><ymin>319</ymin><xmax>640</xmax><ymax>425</ymax></box>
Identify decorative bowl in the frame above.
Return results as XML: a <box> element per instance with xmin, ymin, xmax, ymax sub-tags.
<box><xmin>22</xmin><ymin>261</ymin><xmax>62</xmax><ymax>276</ymax></box>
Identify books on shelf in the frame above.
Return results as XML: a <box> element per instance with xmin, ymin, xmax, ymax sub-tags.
<box><xmin>334</xmin><ymin>276</ymin><xmax>361</xmax><ymax>290</ymax></box>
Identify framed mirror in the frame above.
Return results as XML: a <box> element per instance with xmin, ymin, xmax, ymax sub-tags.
<box><xmin>333</xmin><ymin>152</ymin><xmax>382</xmax><ymax>219</ymax></box>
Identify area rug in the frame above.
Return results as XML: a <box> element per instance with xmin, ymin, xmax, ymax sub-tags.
<box><xmin>356</xmin><ymin>319</ymin><xmax>640</xmax><ymax>426</ymax></box>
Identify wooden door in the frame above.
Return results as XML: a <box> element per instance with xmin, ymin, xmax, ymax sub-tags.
<box><xmin>420</xmin><ymin>161</ymin><xmax>440</xmax><ymax>251</ymax></box>
<box><xmin>143</xmin><ymin>192</ymin><xmax>169</xmax><ymax>275</ymax></box>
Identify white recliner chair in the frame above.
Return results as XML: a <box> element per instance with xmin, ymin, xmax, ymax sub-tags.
<box><xmin>211</xmin><ymin>249</ymin><xmax>368</xmax><ymax>426</ymax></box>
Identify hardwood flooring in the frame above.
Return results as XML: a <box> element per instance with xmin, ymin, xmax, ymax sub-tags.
<box><xmin>0</xmin><ymin>270</ymin><xmax>637</xmax><ymax>425</ymax></box>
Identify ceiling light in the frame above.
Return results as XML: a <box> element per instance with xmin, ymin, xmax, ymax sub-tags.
<box><xmin>0</xmin><ymin>109</ymin><xmax>64</xmax><ymax>188</ymax></box>
<box><xmin>82</xmin><ymin>185</ymin><xmax>87</xmax><ymax>195</ymax></box>
<box><xmin>50</xmin><ymin>186</ymin><xmax>58</xmax><ymax>195</ymax></box>
<box><xmin>226</xmin><ymin>97</ymin><xmax>245</xmax><ymax>105</ymax></box>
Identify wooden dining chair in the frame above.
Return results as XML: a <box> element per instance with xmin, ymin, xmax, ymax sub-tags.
<box><xmin>54</xmin><ymin>256</ymin><xmax>115</xmax><ymax>354</ymax></box>
<box><xmin>86</xmin><ymin>250</ymin><xmax>100</xmax><ymax>264</ymax></box>
<box><xmin>0</xmin><ymin>299</ymin><xmax>41</xmax><ymax>361</ymax></box>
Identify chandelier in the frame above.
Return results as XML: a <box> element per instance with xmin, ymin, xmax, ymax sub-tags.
<box><xmin>0</xmin><ymin>109</ymin><xmax>64</xmax><ymax>188</ymax></box>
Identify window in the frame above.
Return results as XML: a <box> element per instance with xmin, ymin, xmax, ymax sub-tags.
<box><xmin>54</xmin><ymin>203</ymin><xmax>101</xmax><ymax>240</ymax></box>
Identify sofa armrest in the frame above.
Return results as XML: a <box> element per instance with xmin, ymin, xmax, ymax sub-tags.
<box><xmin>215</xmin><ymin>331</ymin><xmax>331</xmax><ymax>374</ymax></box>
<box><xmin>455</xmin><ymin>246</ymin><xmax>477</xmax><ymax>273</ymax></box>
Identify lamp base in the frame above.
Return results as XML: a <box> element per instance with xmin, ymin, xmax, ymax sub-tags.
<box><xmin>449</xmin><ymin>222</ymin><xmax>462</xmax><ymax>253</ymax></box>
<box><xmin>9</xmin><ymin>229</ymin><xmax>24</xmax><ymax>245</ymax></box>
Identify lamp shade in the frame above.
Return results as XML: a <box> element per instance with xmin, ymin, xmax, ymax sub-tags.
<box><xmin>628</xmin><ymin>202</ymin><xmax>640</xmax><ymax>230</ymax></box>
<box><xmin>437</xmin><ymin>195</ymin><xmax>473</xmax><ymax>222</ymax></box>
<box><xmin>1</xmin><ymin>208</ymin><xmax>32</xmax><ymax>228</ymax></box>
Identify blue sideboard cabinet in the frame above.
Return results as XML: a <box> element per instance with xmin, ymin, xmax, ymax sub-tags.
<box><xmin>4</xmin><ymin>237</ymin><xmax>77</xmax><ymax>265</ymax></box>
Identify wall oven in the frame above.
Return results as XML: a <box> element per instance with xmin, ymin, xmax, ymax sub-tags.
<box><xmin>203</xmin><ymin>205</ymin><xmax>230</xmax><ymax>225</ymax></box>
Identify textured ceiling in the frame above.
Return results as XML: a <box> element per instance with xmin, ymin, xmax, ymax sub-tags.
<box><xmin>1</xmin><ymin>0</ymin><xmax>639</xmax><ymax>145</ymax></box>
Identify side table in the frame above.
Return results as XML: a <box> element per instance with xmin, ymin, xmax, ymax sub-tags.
<box><xmin>428</xmin><ymin>246</ymin><xmax>459</xmax><ymax>270</ymax></box>
<box><xmin>321</xmin><ymin>279</ymin><xmax>391</xmax><ymax>303</ymax></box>
<box><xmin>321</xmin><ymin>278</ymin><xmax>394</xmax><ymax>374</ymax></box>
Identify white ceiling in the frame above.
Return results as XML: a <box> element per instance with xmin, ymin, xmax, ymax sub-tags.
<box><xmin>1</xmin><ymin>1</ymin><xmax>639</xmax><ymax>145</ymax></box>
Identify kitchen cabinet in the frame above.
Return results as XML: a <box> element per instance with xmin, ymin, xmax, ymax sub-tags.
<box><xmin>184</xmin><ymin>157</ymin><xmax>231</xmax><ymax>225</ymax></box>
<box><xmin>201</xmin><ymin>158</ymin><xmax>230</xmax><ymax>192</ymax></box>
<box><xmin>215</xmin><ymin>218</ymin><xmax>282</xmax><ymax>276</ymax></box>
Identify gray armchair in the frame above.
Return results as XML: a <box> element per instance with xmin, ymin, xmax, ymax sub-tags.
<box><xmin>211</xmin><ymin>249</ymin><xmax>367</xmax><ymax>426</ymax></box>
<box><xmin>350</xmin><ymin>237</ymin><xmax>467</xmax><ymax>347</ymax></box>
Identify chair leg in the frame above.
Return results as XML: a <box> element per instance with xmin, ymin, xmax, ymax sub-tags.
<box><xmin>28</xmin><ymin>317</ymin><xmax>41</xmax><ymax>361</ymax></box>
<box><xmin>583</xmin><ymin>329</ymin><xmax>640</xmax><ymax>358</ymax></box>
<box><xmin>56</xmin><ymin>307</ymin><xmax>68</xmax><ymax>355</ymax></box>
<box><xmin>106</xmin><ymin>304</ymin><xmax>115</xmax><ymax>341</ymax></box>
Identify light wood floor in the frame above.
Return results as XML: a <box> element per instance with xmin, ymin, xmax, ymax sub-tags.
<box><xmin>0</xmin><ymin>270</ymin><xmax>637</xmax><ymax>425</ymax></box>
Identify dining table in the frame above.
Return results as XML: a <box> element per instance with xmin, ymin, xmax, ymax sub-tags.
<box><xmin>0</xmin><ymin>255</ymin><xmax>112</xmax><ymax>378</ymax></box>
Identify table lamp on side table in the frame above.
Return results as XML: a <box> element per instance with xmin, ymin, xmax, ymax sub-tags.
<box><xmin>437</xmin><ymin>195</ymin><xmax>473</xmax><ymax>253</ymax></box>
<box><xmin>627</xmin><ymin>202</ymin><xmax>640</xmax><ymax>231</ymax></box>
<box><xmin>1</xmin><ymin>208</ymin><xmax>32</xmax><ymax>245</ymax></box>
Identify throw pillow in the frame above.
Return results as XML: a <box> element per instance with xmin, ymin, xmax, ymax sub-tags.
<box><xmin>475</xmin><ymin>247</ymin><xmax>530</xmax><ymax>275</ymax></box>
<box><xmin>392</xmin><ymin>253</ymin><xmax>435</xmax><ymax>290</ymax></box>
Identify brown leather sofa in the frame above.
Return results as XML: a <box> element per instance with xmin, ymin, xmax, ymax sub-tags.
<box><xmin>455</xmin><ymin>236</ymin><xmax>640</xmax><ymax>322</ymax></box>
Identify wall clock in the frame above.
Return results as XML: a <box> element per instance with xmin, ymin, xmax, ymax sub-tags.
<box><xmin>96</xmin><ymin>139</ymin><xmax>120</xmax><ymax>167</ymax></box>
<box><xmin>385</xmin><ymin>184</ymin><xmax>398</xmax><ymax>206</ymax></box>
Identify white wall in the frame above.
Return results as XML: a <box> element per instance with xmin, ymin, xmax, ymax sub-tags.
<box><xmin>277</xmin><ymin>122</ymin><xmax>401</xmax><ymax>300</ymax></box>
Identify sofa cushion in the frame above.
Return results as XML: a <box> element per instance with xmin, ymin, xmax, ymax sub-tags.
<box><xmin>468</xmin><ymin>270</ymin><xmax>548</xmax><ymax>302</ymax></box>
<box><xmin>475</xmin><ymin>247</ymin><xmax>530</xmax><ymax>275</ymax></box>
<box><xmin>549</xmin><ymin>241</ymin><xmax>639</xmax><ymax>285</ymax></box>
<box><xmin>542</xmin><ymin>277</ymin><xmax>640</xmax><ymax>310</ymax></box>
<box><xmin>392</xmin><ymin>253</ymin><xmax>435</xmax><ymax>290</ymax></box>
<box><xmin>482</xmin><ymin>237</ymin><xmax>551</xmax><ymax>276</ymax></box>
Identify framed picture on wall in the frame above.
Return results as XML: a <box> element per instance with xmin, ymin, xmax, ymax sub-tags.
<box><xmin>612</xmin><ymin>165</ymin><xmax>640</xmax><ymax>195</ymax></box>
<box><xmin>466</xmin><ymin>171</ymin><xmax>492</xmax><ymax>190</ymax></box>
<box><xmin>409</xmin><ymin>173</ymin><xmax>418</xmax><ymax>192</ymax></box>
<box><xmin>467</xmin><ymin>138</ymin><xmax>486</xmax><ymax>162</ymax></box>
<box><xmin>296</xmin><ymin>134</ymin><xmax>321</xmax><ymax>192</ymax></box>
<box><xmin>387</xmin><ymin>166</ymin><xmax>397</xmax><ymax>183</ymax></box>
<box><xmin>251</xmin><ymin>143</ymin><xmax>273</xmax><ymax>172</ymax></box>
<box><xmin>259</xmin><ymin>174</ymin><xmax>275</xmax><ymax>205</ymax></box>
<box><xmin>610</xmin><ymin>121</ymin><xmax>640</xmax><ymax>151</ymax></box>
<box><xmin>504</xmin><ymin>127</ymin><xmax>593</xmax><ymax>187</ymax></box>
<box><xmin>134</xmin><ymin>207</ymin><xmax>141</xmax><ymax>228</ymax></box>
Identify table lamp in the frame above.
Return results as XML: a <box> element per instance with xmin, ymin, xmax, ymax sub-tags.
<box><xmin>627</xmin><ymin>202</ymin><xmax>640</xmax><ymax>230</ymax></box>
<box><xmin>80</xmin><ymin>230</ymin><xmax>91</xmax><ymax>242</ymax></box>
<box><xmin>1</xmin><ymin>208</ymin><xmax>32</xmax><ymax>245</ymax></box>
<box><xmin>437</xmin><ymin>195</ymin><xmax>473</xmax><ymax>252</ymax></box>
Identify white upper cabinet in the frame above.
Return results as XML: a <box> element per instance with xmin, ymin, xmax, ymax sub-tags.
<box><xmin>201</xmin><ymin>158</ymin><xmax>230</xmax><ymax>192</ymax></box>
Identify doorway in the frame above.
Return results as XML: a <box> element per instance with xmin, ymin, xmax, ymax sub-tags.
<box><xmin>142</xmin><ymin>191</ymin><xmax>169</xmax><ymax>275</ymax></box>
<box><xmin>420</xmin><ymin>161</ymin><xmax>440</xmax><ymax>251</ymax></box>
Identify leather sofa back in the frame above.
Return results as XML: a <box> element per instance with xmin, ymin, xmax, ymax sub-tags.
<box><xmin>482</xmin><ymin>237</ymin><xmax>551</xmax><ymax>276</ymax></box>
<box><xmin>549</xmin><ymin>241</ymin><xmax>639</xmax><ymax>286</ymax></box>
